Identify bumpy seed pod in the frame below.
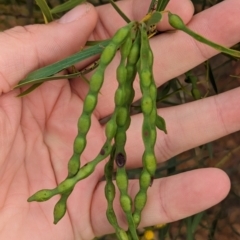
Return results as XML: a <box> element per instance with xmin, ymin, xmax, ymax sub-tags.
<box><xmin>168</xmin><ymin>12</ymin><xmax>240</xmax><ymax>58</ymax></box>
<box><xmin>27</xmin><ymin>188</ymin><xmax>58</xmax><ymax>202</ymax></box>
<box><xmin>114</xmin><ymin>30</ymin><xmax>140</xmax><ymax>240</ymax></box>
<box><xmin>125</xmin><ymin>31</ymin><xmax>141</xmax><ymax>105</ymax></box>
<box><xmin>133</xmin><ymin>169</ymin><xmax>151</xmax><ymax>226</ymax></box>
<box><xmin>53</xmin><ymin>191</ymin><xmax>72</xmax><ymax>224</ymax></box>
<box><xmin>132</xmin><ymin>23</ymin><xmax>158</xmax><ymax>227</ymax></box>
<box><xmin>104</xmin><ymin>146</ymin><xmax>128</xmax><ymax>240</ymax></box>
<box><xmin>168</xmin><ymin>12</ymin><xmax>185</xmax><ymax>30</ymax></box>
<box><xmin>67</xmin><ymin>22</ymin><xmax>136</xmax><ymax>178</ymax></box>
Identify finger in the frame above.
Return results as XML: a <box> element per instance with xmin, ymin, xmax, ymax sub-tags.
<box><xmin>108</xmin><ymin>87</ymin><xmax>240</xmax><ymax>169</ymax></box>
<box><xmin>149</xmin><ymin>0</ymin><xmax>240</xmax><ymax>86</ymax></box>
<box><xmin>70</xmin><ymin>0</ymin><xmax>194</xmax><ymax>118</ymax></box>
<box><xmin>0</xmin><ymin>3</ymin><xmax>97</xmax><ymax>94</ymax></box>
<box><xmin>74</xmin><ymin>0</ymin><xmax>240</xmax><ymax>119</ymax></box>
<box><xmin>91</xmin><ymin>168</ymin><xmax>230</xmax><ymax>236</ymax></box>
<box><xmin>94</xmin><ymin>0</ymin><xmax>194</xmax><ymax>36</ymax></box>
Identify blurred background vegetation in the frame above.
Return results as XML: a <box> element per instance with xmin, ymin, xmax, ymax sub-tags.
<box><xmin>0</xmin><ymin>0</ymin><xmax>240</xmax><ymax>239</ymax></box>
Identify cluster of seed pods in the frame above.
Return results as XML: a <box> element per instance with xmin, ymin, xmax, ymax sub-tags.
<box><xmin>28</xmin><ymin>10</ymin><xmax>240</xmax><ymax>240</ymax></box>
<box><xmin>28</xmin><ymin>18</ymin><xmax>165</xmax><ymax>239</ymax></box>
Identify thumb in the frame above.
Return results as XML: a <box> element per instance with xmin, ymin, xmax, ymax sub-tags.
<box><xmin>0</xmin><ymin>3</ymin><xmax>97</xmax><ymax>94</ymax></box>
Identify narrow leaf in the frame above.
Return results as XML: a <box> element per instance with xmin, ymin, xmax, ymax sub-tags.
<box><xmin>148</xmin><ymin>0</ymin><xmax>157</xmax><ymax>13</ymax></box>
<box><xmin>15</xmin><ymin>39</ymin><xmax>111</xmax><ymax>88</ymax></box>
<box><xmin>205</xmin><ymin>61</ymin><xmax>218</xmax><ymax>94</ymax></box>
<box><xmin>109</xmin><ymin>0</ymin><xmax>131</xmax><ymax>23</ymax></box>
<box><xmin>51</xmin><ymin>0</ymin><xmax>86</xmax><ymax>14</ymax></box>
<box><xmin>35</xmin><ymin>0</ymin><xmax>53</xmax><ymax>23</ymax></box>
<box><xmin>191</xmin><ymin>211</ymin><xmax>204</xmax><ymax>233</ymax></box>
<box><xmin>156</xmin><ymin>0</ymin><xmax>170</xmax><ymax>11</ymax></box>
<box><xmin>17</xmin><ymin>83</ymin><xmax>42</xmax><ymax>97</ymax></box>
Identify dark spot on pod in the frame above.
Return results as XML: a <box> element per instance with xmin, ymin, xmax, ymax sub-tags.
<box><xmin>149</xmin><ymin>176</ymin><xmax>154</xmax><ymax>187</ymax></box>
<box><xmin>115</xmin><ymin>153</ymin><xmax>126</xmax><ymax>168</ymax></box>
<box><xmin>100</xmin><ymin>148</ymin><xmax>105</xmax><ymax>155</ymax></box>
<box><xmin>144</xmin><ymin>131</ymin><xmax>149</xmax><ymax>137</ymax></box>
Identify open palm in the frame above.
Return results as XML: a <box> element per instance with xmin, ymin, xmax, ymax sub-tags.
<box><xmin>0</xmin><ymin>0</ymin><xmax>239</xmax><ymax>239</ymax></box>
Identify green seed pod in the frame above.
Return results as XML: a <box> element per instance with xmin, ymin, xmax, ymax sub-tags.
<box><xmin>117</xmin><ymin>65</ymin><xmax>128</xmax><ymax>85</ymax></box>
<box><xmin>143</xmin><ymin>152</ymin><xmax>157</xmax><ymax>177</ymax></box>
<box><xmin>120</xmin><ymin>195</ymin><xmax>132</xmax><ymax>212</ymax></box>
<box><xmin>105</xmin><ymin>182</ymin><xmax>115</xmax><ymax>202</ymax></box>
<box><xmin>120</xmin><ymin>35</ymin><xmax>133</xmax><ymax>59</ymax></box>
<box><xmin>100</xmin><ymin>43</ymin><xmax>118</xmax><ymax>66</ymax></box>
<box><xmin>105</xmin><ymin>119</ymin><xmax>117</xmax><ymax>140</ymax></box>
<box><xmin>73</xmin><ymin>136</ymin><xmax>86</xmax><ymax>154</ymax></box>
<box><xmin>90</xmin><ymin>69</ymin><xmax>104</xmax><ymax>93</ymax></box>
<box><xmin>79</xmin><ymin>162</ymin><xmax>95</xmax><ymax>177</ymax></box>
<box><xmin>104</xmin><ymin>145</ymin><xmax>127</xmax><ymax>239</ymax></box>
<box><xmin>116</xmin><ymin>107</ymin><xmax>128</xmax><ymax>127</ymax></box>
<box><xmin>139</xmin><ymin>170</ymin><xmax>151</xmax><ymax>189</ymax></box>
<box><xmin>57</xmin><ymin>178</ymin><xmax>75</xmax><ymax>193</ymax></box>
<box><xmin>149</xmin><ymin>83</ymin><xmax>157</xmax><ymax>101</ymax></box>
<box><xmin>115</xmin><ymin>130</ymin><xmax>127</xmax><ymax>146</ymax></box>
<box><xmin>150</xmin><ymin>128</ymin><xmax>157</xmax><ymax>147</ymax></box>
<box><xmin>27</xmin><ymin>189</ymin><xmax>56</xmax><ymax>202</ymax></box>
<box><xmin>83</xmin><ymin>94</ymin><xmax>97</xmax><ymax>113</ymax></box>
<box><xmin>168</xmin><ymin>12</ymin><xmax>185</xmax><ymax>30</ymax></box>
<box><xmin>77</xmin><ymin>114</ymin><xmax>91</xmax><ymax>134</ymax></box>
<box><xmin>128</xmin><ymin>35</ymin><xmax>141</xmax><ymax>65</ymax></box>
<box><xmin>141</xmin><ymin>95</ymin><xmax>153</xmax><ymax>115</ymax></box>
<box><xmin>112</xmin><ymin>22</ymin><xmax>135</xmax><ymax>46</ymax></box>
<box><xmin>118</xmin><ymin>229</ymin><xmax>129</xmax><ymax>240</ymax></box>
<box><xmin>133</xmin><ymin>212</ymin><xmax>141</xmax><ymax>227</ymax></box>
<box><xmin>114</xmin><ymin>88</ymin><xmax>125</xmax><ymax>106</ymax></box>
<box><xmin>134</xmin><ymin>191</ymin><xmax>147</xmax><ymax>211</ymax></box>
<box><xmin>116</xmin><ymin>169</ymin><xmax>128</xmax><ymax>191</ymax></box>
<box><xmin>68</xmin><ymin>153</ymin><xmax>80</xmax><ymax>177</ymax></box>
<box><xmin>53</xmin><ymin>194</ymin><xmax>69</xmax><ymax>224</ymax></box>
<box><xmin>140</xmin><ymin>69</ymin><xmax>152</xmax><ymax>88</ymax></box>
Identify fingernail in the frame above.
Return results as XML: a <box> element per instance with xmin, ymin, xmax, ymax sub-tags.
<box><xmin>59</xmin><ymin>3</ymin><xmax>91</xmax><ymax>24</ymax></box>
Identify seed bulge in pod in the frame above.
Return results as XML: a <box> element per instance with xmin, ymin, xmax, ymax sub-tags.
<box><xmin>134</xmin><ymin>191</ymin><xmax>147</xmax><ymax>210</ymax></box>
<box><xmin>140</xmin><ymin>170</ymin><xmax>151</xmax><ymax>189</ymax></box>
<box><xmin>74</xmin><ymin>136</ymin><xmax>86</xmax><ymax>154</ymax></box>
<box><xmin>100</xmin><ymin>43</ymin><xmax>117</xmax><ymax>66</ymax></box>
<box><xmin>140</xmin><ymin>69</ymin><xmax>152</xmax><ymax>88</ymax></box>
<box><xmin>53</xmin><ymin>197</ymin><xmax>67</xmax><ymax>224</ymax></box>
<box><xmin>141</xmin><ymin>96</ymin><xmax>153</xmax><ymax>115</ymax></box>
<box><xmin>77</xmin><ymin>114</ymin><xmax>90</xmax><ymax>134</ymax></box>
<box><xmin>105</xmin><ymin>182</ymin><xmax>115</xmax><ymax>202</ymax></box>
<box><xmin>57</xmin><ymin>179</ymin><xmax>75</xmax><ymax>193</ymax></box>
<box><xmin>112</xmin><ymin>25</ymin><xmax>131</xmax><ymax>45</ymax></box>
<box><xmin>83</xmin><ymin>94</ymin><xmax>97</xmax><ymax>113</ymax></box>
<box><xmin>120</xmin><ymin>195</ymin><xmax>132</xmax><ymax>212</ymax></box>
<box><xmin>116</xmin><ymin>107</ymin><xmax>128</xmax><ymax>127</ymax></box>
<box><xmin>143</xmin><ymin>152</ymin><xmax>157</xmax><ymax>176</ymax></box>
<box><xmin>114</xmin><ymin>88</ymin><xmax>125</xmax><ymax>106</ymax></box>
<box><xmin>116</xmin><ymin>171</ymin><xmax>128</xmax><ymax>191</ymax></box>
<box><xmin>168</xmin><ymin>12</ymin><xmax>185</xmax><ymax>30</ymax></box>
<box><xmin>90</xmin><ymin>69</ymin><xmax>104</xmax><ymax>93</ymax></box>
<box><xmin>105</xmin><ymin>119</ymin><xmax>117</xmax><ymax>140</ymax></box>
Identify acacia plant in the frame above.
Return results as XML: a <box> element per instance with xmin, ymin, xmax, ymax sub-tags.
<box><xmin>14</xmin><ymin>0</ymin><xmax>240</xmax><ymax>239</ymax></box>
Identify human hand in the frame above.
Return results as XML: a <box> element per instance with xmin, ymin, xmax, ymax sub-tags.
<box><xmin>0</xmin><ymin>0</ymin><xmax>239</xmax><ymax>239</ymax></box>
